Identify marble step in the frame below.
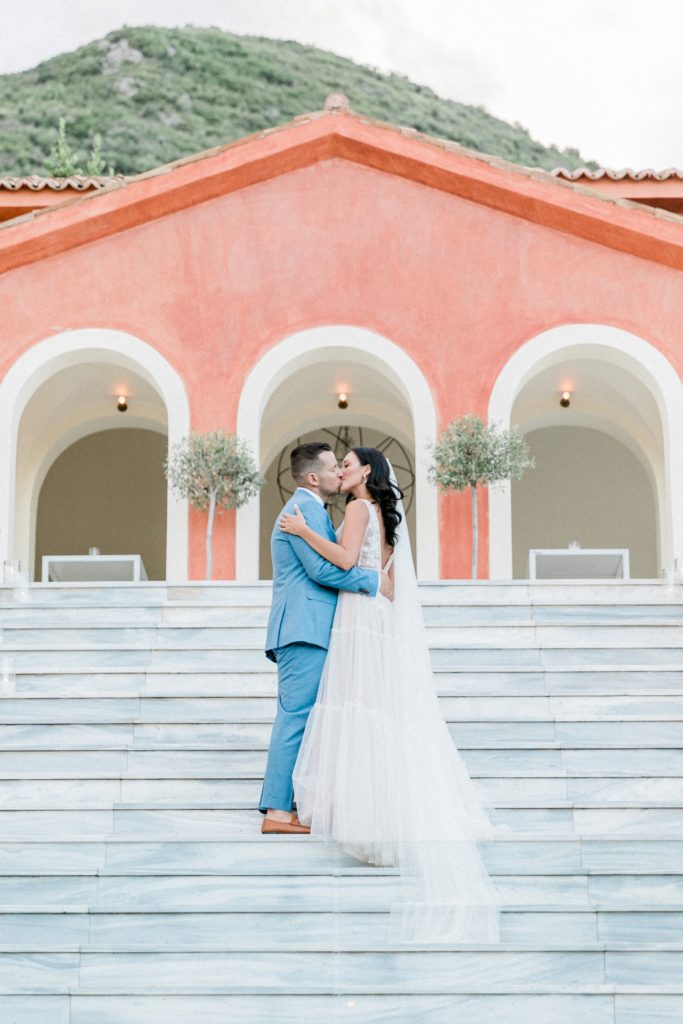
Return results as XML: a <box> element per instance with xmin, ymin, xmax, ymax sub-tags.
<box><xmin>0</xmin><ymin>805</ymin><xmax>681</xmax><ymax>839</ymax></box>
<box><xmin>94</xmin><ymin>835</ymin><xmax>683</xmax><ymax>874</ymax></box>
<box><xmin>3</xmin><ymin>579</ymin><xmax>680</xmax><ymax>602</ymax></box>
<box><xmin>9</xmin><ymin>668</ymin><xmax>683</xmax><ymax>701</ymax></box>
<box><xmin>6</xmin><ymin>623</ymin><xmax>683</xmax><ymax>649</ymax></box>
<box><xmin>1</xmin><ymin>745</ymin><xmax>681</xmax><ymax>776</ymax></box>
<box><xmin>3</xmin><ymin>947</ymin><xmax>683</xmax><ymax>993</ymax></box>
<box><xmin>0</xmin><ymin>590</ymin><xmax>679</xmax><ymax>1013</ymax></box>
<box><xmin>7</xmin><ymin>647</ymin><xmax>683</xmax><ymax>674</ymax></box>
<box><xmin>3</xmin><ymin>600</ymin><xmax>683</xmax><ymax>626</ymax></box>
<box><xmin>2</xmin><ymin>719</ymin><xmax>683</xmax><ymax>748</ymax></box>
<box><xmin>5</xmin><ymin>775</ymin><xmax>683</xmax><ymax>806</ymax></box>
<box><xmin>6</xmin><ymin>991</ymin><xmax>683</xmax><ymax>1024</ymax></box>
<box><xmin>0</xmin><ymin>775</ymin><xmax>682</xmax><ymax>808</ymax></box>
<box><xmin>4</xmin><ymin>693</ymin><xmax>683</xmax><ymax>724</ymax></box>
<box><xmin>3</xmin><ymin>766</ymin><xmax>681</xmax><ymax>780</ymax></box>
<box><xmin>16</xmin><ymin>992</ymin><xmax>683</xmax><ymax>1024</ymax></box>
<box><xmin>3</xmin><ymin>907</ymin><xmax>683</xmax><ymax>947</ymax></box>
<box><xmin>2</xmin><ymin>868</ymin><xmax>683</xmax><ymax>909</ymax></box>
<box><xmin>0</xmin><ymin>949</ymin><xmax>626</xmax><ymax>994</ymax></box>
<box><xmin>1</xmin><ymin>991</ymin><xmax>675</xmax><ymax>1024</ymax></box>
<box><xmin>102</xmin><ymin>794</ymin><xmax>683</xmax><ymax>816</ymax></box>
<box><xmin>2</xmin><ymin>835</ymin><xmax>683</xmax><ymax>875</ymax></box>
<box><xmin>7</xmin><ymin>622</ymin><xmax>683</xmax><ymax>649</ymax></box>
<box><xmin>156</xmin><ymin>602</ymin><xmax>683</xmax><ymax>626</ymax></box>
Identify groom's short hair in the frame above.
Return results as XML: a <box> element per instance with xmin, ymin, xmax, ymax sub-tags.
<box><xmin>290</xmin><ymin>442</ymin><xmax>333</xmax><ymax>483</ymax></box>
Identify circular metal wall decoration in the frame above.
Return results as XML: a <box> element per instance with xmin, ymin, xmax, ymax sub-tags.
<box><xmin>276</xmin><ymin>427</ymin><xmax>415</xmax><ymax>529</ymax></box>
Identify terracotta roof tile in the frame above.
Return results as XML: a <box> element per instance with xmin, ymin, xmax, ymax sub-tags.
<box><xmin>552</xmin><ymin>167</ymin><xmax>683</xmax><ymax>182</ymax></box>
<box><xmin>0</xmin><ymin>174</ymin><xmax>126</xmax><ymax>191</ymax></box>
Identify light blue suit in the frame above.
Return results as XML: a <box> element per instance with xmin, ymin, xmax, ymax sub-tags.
<box><xmin>259</xmin><ymin>488</ymin><xmax>380</xmax><ymax>813</ymax></box>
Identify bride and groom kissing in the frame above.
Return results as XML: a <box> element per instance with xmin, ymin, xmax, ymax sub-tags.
<box><xmin>259</xmin><ymin>440</ymin><xmax>502</xmax><ymax>942</ymax></box>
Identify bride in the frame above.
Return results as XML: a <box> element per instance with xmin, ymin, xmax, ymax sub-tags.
<box><xmin>279</xmin><ymin>446</ymin><xmax>502</xmax><ymax>944</ymax></box>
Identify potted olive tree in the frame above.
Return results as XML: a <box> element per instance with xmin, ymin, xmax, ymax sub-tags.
<box><xmin>429</xmin><ymin>414</ymin><xmax>534</xmax><ymax>579</ymax></box>
<box><xmin>165</xmin><ymin>430</ymin><xmax>265</xmax><ymax>580</ymax></box>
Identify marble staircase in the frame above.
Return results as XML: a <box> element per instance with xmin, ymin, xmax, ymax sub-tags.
<box><xmin>0</xmin><ymin>580</ymin><xmax>682</xmax><ymax>1023</ymax></box>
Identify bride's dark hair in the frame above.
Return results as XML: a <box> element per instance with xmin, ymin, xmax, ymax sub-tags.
<box><xmin>347</xmin><ymin>446</ymin><xmax>403</xmax><ymax>547</ymax></box>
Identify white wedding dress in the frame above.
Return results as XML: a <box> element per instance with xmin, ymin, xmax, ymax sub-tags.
<box><xmin>293</xmin><ymin>496</ymin><xmax>503</xmax><ymax>944</ymax></box>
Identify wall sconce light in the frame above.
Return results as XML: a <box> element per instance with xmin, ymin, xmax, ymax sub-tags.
<box><xmin>117</xmin><ymin>395</ymin><xmax>128</xmax><ymax>412</ymax></box>
<box><xmin>337</xmin><ymin>392</ymin><xmax>349</xmax><ymax>410</ymax></box>
<box><xmin>560</xmin><ymin>391</ymin><xmax>571</xmax><ymax>408</ymax></box>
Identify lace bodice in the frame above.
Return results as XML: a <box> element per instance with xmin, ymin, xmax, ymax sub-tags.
<box><xmin>335</xmin><ymin>499</ymin><xmax>383</xmax><ymax>569</ymax></box>
<box><xmin>357</xmin><ymin>500</ymin><xmax>381</xmax><ymax>569</ymax></box>
<box><xmin>355</xmin><ymin>499</ymin><xmax>382</xmax><ymax>569</ymax></box>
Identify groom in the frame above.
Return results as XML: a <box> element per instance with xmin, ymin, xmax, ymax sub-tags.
<box><xmin>259</xmin><ymin>441</ymin><xmax>392</xmax><ymax>834</ymax></box>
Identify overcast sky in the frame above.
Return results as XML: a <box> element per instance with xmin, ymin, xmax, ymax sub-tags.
<box><xmin>2</xmin><ymin>0</ymin><xmax>682</xmax><ymax>169</ymax></box>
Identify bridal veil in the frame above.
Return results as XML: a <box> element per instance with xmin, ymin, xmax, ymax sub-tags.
<box><xmin>384</xmin><ymin>464</ymin><xmax>503</xmax><ymax>944</ymax></box>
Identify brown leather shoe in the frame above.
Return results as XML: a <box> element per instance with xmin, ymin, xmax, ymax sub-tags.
<box><xmin>261</xmin><ymin>813</ymin><xmax>311</xmax><ymax>835</ymax></box>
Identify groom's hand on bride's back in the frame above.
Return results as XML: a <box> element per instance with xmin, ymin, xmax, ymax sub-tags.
<box><xmin>379</xmin><ymin>571</ymin><xmax>394</xmax><ymax>601</ymax></box>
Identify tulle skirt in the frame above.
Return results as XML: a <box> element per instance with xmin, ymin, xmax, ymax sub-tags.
<box><xmin>293</xmin><ymin>590</ymin><xmax>503</xmax><ymax>944</ymax></box>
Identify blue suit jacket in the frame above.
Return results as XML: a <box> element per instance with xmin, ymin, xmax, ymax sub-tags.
<box><xmin>265</xmin><ymin>489</ymin><xmax>380</xmax><ymax>661</ymax></box>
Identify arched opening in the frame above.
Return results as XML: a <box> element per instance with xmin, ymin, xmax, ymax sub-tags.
<box><xmin>512</xmin><ymin>426</ymin><xmax>658</xmax><ymax>578</ymax></box>
<box><xmin>35</xmin><ymin>428</ymin><xmax>168</xmax><ymax>581</ymax></box>
<box><xmin>0</xmin><ymin>330</ymin><xmax>190</xmax><ymax>582</ymax></box>
<box><xmin>236</xmin><ymin>326</ymin><xmax>438</xmax><ymax>580</ymax></box>
<box><xmin>261</xmin><ymin>427</ymin><xmax>416</xmax><ymax>579</ymax></box>
<box><xmin>488</xmin><ymin>325</ymin><xmax>683</xmax><ymax>579</ymax></box>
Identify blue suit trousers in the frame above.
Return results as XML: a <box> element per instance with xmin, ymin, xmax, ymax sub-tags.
<box><xmin>258</xmin><ymin>642</ymin><xmax>328</xmax><ymax>813</ymax></box>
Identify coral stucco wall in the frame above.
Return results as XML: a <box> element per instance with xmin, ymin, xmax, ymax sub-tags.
<box><xmin>1</xmin><ymin>146</ymin><xmax>682</xmax><ymax>578</ymax></box>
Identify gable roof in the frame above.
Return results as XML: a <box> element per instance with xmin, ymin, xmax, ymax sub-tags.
<box><xmin>1</xmin><ymin>99</ymin><xmax>682</xmax><ymax>275</ymax></box>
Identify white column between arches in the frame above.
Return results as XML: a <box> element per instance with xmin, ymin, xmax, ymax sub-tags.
<box><xmin>0</xmin><ymin>329</ymin><xmax>191</xmax><ymax>582</ymax></box>
<box><xmin>236</xmin><ymin>326</ymin><xmax>439</xmax><ymax>580</ymax></box>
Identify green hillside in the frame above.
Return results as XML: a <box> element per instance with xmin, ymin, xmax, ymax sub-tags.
<box><xmin>0</xmin><ymin>25</ymin><xmax>597</xmax><ymax>177</ymax></box>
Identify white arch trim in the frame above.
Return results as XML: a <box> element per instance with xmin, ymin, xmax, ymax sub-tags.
<box><xmin>0</xmin><ymin>329</ymin><xmax>190</xmax><ymax>582</ymax></box>
<box><xmin>487</xmin><ymin>324</ymin><xmax>683</xmax><ymax>578</ymax></box>
<box><xmin>236</xmin><ymin>325</ymin><xmax>439</xmax><ymax>580</ymax></box>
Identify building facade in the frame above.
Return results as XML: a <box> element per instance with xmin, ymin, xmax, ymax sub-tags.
<box><xmin>2</xmin><ymin>98</ymin><xmax>683</xmax><ymax>582</ymax></box>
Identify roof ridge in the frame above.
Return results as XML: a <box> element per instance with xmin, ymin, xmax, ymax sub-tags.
<box><xmin>0</xmin><ymin>174</ymin><xmax>126</xmax><ymax>191</ymax></box>
<box><xmin>552</xmin><ymin>168</ymin><xmax>683</xmax><ymax>182</ymax></box>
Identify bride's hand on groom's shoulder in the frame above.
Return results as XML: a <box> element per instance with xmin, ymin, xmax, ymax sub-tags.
<box><xmin>280</xmin><ymin>505</ymin><xmax>307</xmax><ymax>536</ymax></box>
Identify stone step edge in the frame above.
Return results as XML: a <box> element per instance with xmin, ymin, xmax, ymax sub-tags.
<box><xmin>1</xmin><ymin>800</ymin><xmax>681</xmax><ymax>811</ymax></box>
<box><xmin>5</xmin><ymin>619</ymin><xmax>683</xmax><ymax>628</ymax></box>
<box><xmin>11</xmin><ymin>688</ymin><xmax>683</xmax><ymax>697</ymax></box>
<box><xmin>2</xmin><ymin>716</ymin><xmax>683</xmax><ymax>726</ymax></box>
<box><xmin>2</xmin><ymin>741</ymin><xmax>682</xmax><ymax>751</ymax></box>
<box><xmin>8</xmin><ymin>684</ymin><xmax>683</xmax><ymax>694</ymax></box>
<box><xmin>3</xmin><ymin>590</ymin><xmax>678</xmax><ymax>598</ymax></box>
<box><xmin>29</xmin><ymin>717</ymin><xmax>683</xmax><ymax>726</ymax></box>
<box><xmin>0</xmin><ymin>827</ymin><xmax>677</xmax><ymax>839</ymax></box>
<box><xmin>1</xmin><ymin>867</ymin><xmax>680</xmax><ymax>879</ymax></box>
<box><xmin>8</xmin><ymin>690</ymin><xmax>683</xmax><ymax>698</ymax></box>
<box><xmin>5</xmin><ymin>696</ymin><xmax>683</xmax><ymax>705</ymax></box>
<box><xmin>4</xmin><ymin>719</ymin><xmax>683</xmax><ymax>729</ymax></box>
<box><xmin>0</xmin><ymin>832</ymin><xmax>665</xmax><ymax>844</ymax></box>
<box><xmin>4</xmin><ymin>589</ymin><xmax>681</xmax><ymax>598</ymax></box>
<box><xmin>7</xmin><ymin>641</ymin><xmax>683</xmax><ymax>651</ymax></box>
<box><xmin>3</xmin><ymin>984</ymin><xmax>683</xmax><ymax>998</ymax></box>
<box><xmin>1</xmin><ymin>941</ymin><xmax>683</xmax><ymax>954</ymax></box>
<box><xmin>2</xmin><ymin>770</ymin><xmax>678</xmax><ymax>779</ymax></box>
<box><xmin>2</xmin><ymin>908</ymin><xmax>683</xmax><ymax>920</ymax></box>
<box><xmin>6</xmin><ymin>665</ymin><xmax>676</xmax><ymax>675</ymax></box>
<box><xmin>5</xmin><ymin>689</ymin><xmax>683</xmax><ymax>697</ymax></box>
<box><xmin>1</xmin><ymin>583</ymin><xmax>677</xmax><ymax>593</ymax></box>
<box><xmin>0</xmin><ymin>601</ymin><xmax>673</xmax><ymax>615</ymax></box>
